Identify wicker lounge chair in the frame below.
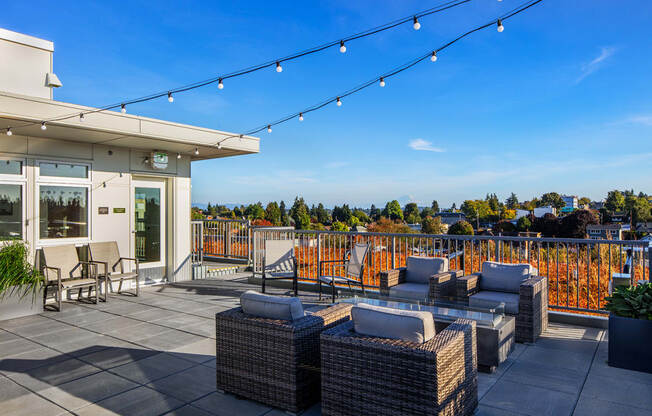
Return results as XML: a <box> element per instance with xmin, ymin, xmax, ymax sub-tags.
<box><xmin>321</xmin><ymin>313</ymin><xmax>478</xmax><ymax>416</ymax></box>
<box><xmin>261</xmin><ymin>239</ymin><xmax>298</xmax><ymax>296</ymax></box>
<box><xmin>42</xmin><ymin>244</ymin><xmax>99</xmax><ymax>311</ymax></box>
<box><xmin>88</xmin><ymin>241</ymin><xmax>139</xmax><ymax>301</ymax></box>
<box><xmin>454</xmin><ymin>261</ymin><xmax>547</xmax><ymax>343</ymax></box>
<box><xmin>319</xmin><ymin>242</ymin><xmax>369</xmax><ymax>303</ymax></box>
<box><xmin>379</xmin><ymin>256</ymin><xmax>463</xmax><ymax>302</ymax></box>
<box><xmin>215</xmin><ymin>294</ymin><xmax>352</xmax><ymax>413</ymax></box>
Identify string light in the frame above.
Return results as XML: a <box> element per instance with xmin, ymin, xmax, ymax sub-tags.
<box><xmin>177</xmin><ymin>153</ymin><xmax>182</xmax><ymax>159</ymax></box>
<box><xmin>497</xmin><ymin>19</ymin><xmax>504</xmax><ymax>32</ymax></box>
<box><xmin>339</xmin><ymin>41</ymin><xmax>347</xmax><ymax>53</ymax></box>
<box><xmin>431</xmin><ymin>51</ymin><xmax>438</xmax><ymax>62</ymax></box>
<box><xmin>6</xmin><ymin>128</ymin><xmax>12</xmax><ymax>136</ymax></box>
<box><xmin>336</xmin><ymin>97</ymin><xmax>342</xmax><ymax>106</ymax></box>
<box><xmin>218</xmin><ymin>78</ymin><xmax>224</xmax><ymax>89</ymax></box>
<box><xmin>276</xmin><ymin>62</ymin><xmax>283</xmax><ymax>73</ymax></box>
<box><xmin>413</xmin><ymin>17</ymin><xmax>421</xmax><ymax>30</ymax></box>
<box><xmin>217</xmin><ymin>143</ymin><xmax>222</xmax><ymax>149</ymax></box>
<box><xmin>299</xmin><ymin>113</ymin><xmax>304</xmax><ymax>121</ymax></box>
<box><xmin>167</xmin><ymin>92</ymin><xmax>174</xmax><ymax>103</ymax></box>
<box><xmin>41</xmin><ymin>122</ymin><xmax>47</xmax><ymax>130</ymax></box>
<box><xmin>379</xmin><ymin>77</ymin><xmax>386</xmax><ymax>87</ymax></box>
<box><xmin>121</xmin><ymin>104</ymin><xmax>127</xmax><ymax>113</ymax></box>
<box><xmin>194</xmin><ymin>148</ymin><xmax>199</xmax><ymax>155</ymax></box>
<box><xmin>79</xmin><ymin>113</ymin><xmax>84</xmax><ymax>122</ymax></box>
<box><xmin>267</xmin><ymin>125</ymin><xmax>272</xmax><ymax>133</ymax></box>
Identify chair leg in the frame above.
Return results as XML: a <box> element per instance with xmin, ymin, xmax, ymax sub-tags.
<box><xmin>360</xmin><ymin>278</ymin><xmax>366</xmax><ymax>295</ymax></box>
<box><xmin>319</xmin><ymin>280</ymin><xmax>322</xmax><ymax>301</ymax></box>
<box><xmin>293</xmin><ymin>274</ymin><xmax>298</xmax><ymax>297</ymax></box>
<box><xmin>78</xmin><ymin>288</ymin><xmax>83</xmax><ymax>300</ymax></box>
<box><xmin>57</xmin><ymin>287</ymin><xmax>62</xmax><ymax>312</ymax></box>
<box><xmin>331</xmin><ymin>282</ymin><xmax>336</xmax><ymax>304</ymax></box>
<box><xmin>42</xmin><ymin>284</ymin><xmax>48</xmax><ymax>309</ymax></box>
<box><xmin>261</xmin><ymin>274</ymin><xmax>266</xmax><ymax>293</ymax></box>
<box><xmin>94</xmin><ymin>284</ymin><xmax>99</xmax><ymax>304</ymax></box>
<box><xmin>118</xmin><ymin>279</ymin><xmax>123</xmax><ymax>294</ymax></box>
<box><xmin>135</xmin><ymin>277</ymin><xmax>139</xmax><ymax>297</ymax></box>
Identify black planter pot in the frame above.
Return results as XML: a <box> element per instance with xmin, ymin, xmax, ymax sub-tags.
<box><xmin>608</xmin><ymin>313</ymin><xmax>652</xmax><ymax>374</ymax></box>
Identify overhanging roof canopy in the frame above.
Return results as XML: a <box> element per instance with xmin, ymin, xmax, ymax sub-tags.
<box><xmin>0</xmin><ymin>91</ymin><xmax>259</xmax><ymax>161</ymax></box>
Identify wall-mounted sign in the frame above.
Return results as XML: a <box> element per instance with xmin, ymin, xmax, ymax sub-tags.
<box><xmin>98</xmin><ymin>207</ymin><xmax>109</xmax><ymax>215</ymax></box>
<box><xmin>113</xmin><ymin>207</ymin><xmax>126</xmax><ymax>214</ymax></box>
<box><xmin>150</xmin><ymin>151</ymin><xmax>169</xmax><ymax>170</ymax></box>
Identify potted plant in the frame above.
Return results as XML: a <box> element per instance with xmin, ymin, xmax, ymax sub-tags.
<box><xmin>604</xmin><ymin>282</ymin><xmax>652</xmax><ymax>374</ymax></box>
<box><xmin>0</xmin><ymin>241</ymin><xmax>44</xmax><ymax>320</ymax></box>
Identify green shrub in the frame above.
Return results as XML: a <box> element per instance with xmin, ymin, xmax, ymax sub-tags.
<box><xmin>448</xmin><ymin>220</ymin><xmax>474</xmax><ymax>236</ymax></box>
<box><xmin>0</xmin><ymin>241</ymin><xmax>43</xmax><ymax>299</ymax></box>
<box><xmin>605</xmin><ymin>283</ymin><xmax>652</xmax><ymax>320</ymax></box>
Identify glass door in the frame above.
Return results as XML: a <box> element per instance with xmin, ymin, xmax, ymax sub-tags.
<box><xmin>132</xmin><ymin>178</ymin><xmax>166</xmax><ymax>269</ymax></box>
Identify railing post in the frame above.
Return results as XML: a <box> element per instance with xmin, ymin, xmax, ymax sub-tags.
<box><xmin>317</xmin><ymin>232</ymin><xmax>321</xmax><ymax>280</ymax></box>
<box><xmin>247</xmin><ymin>220</ymin><xmax>252</xmax><ymax>264</ymax></box>
<box><xmin>391</xmin><ymin>236</ymin><xmax>396</xmax><ymax>269</ymax></box>
<box><xmin>252</xmin><ymin>228</ymin><xmax>257</xmax><ymax>275</ymax></box>
<box><xmin>495</xmin><ymin>239</ymin><xmax>501</xmax><ymax>262</ymax></box>
<box><xmin>648</xmin><ymin>246</ymin><xmax>651</xmax><ymax>282</ymax></box>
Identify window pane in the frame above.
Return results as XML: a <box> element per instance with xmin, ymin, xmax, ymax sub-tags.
<box><xmin>135</xmin><ymin>187</ymin><xmax>161</xmax><ymax>263</ymax></box>
<box><xmin>0</xmin><ymin>184</ymin><xmax>22</xmax><ymax>240</ymax></box>
<box><xmin>0</xmin><ymin>160</ymin><xmax>23</xmax><ymax>175</ymax></box>
<box><xmin>40</xmin><ymin>186</ymin><xmax>88</xmax><ymax>239</ymax></box>
<box><xmin>40</xmin><ymin>162</ymin><xmax>88</xmax><ymax>179</ymax></box>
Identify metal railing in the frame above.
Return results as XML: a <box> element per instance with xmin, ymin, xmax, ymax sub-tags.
<box><xmin>191</xmin><ymin>219</ymin><xmax>251</xmax><ymax>262</ymax></box>
<box><xmin>251</xmin><ymin>228</ymin><xmax>651</xmax><ymax>315</ymax></box>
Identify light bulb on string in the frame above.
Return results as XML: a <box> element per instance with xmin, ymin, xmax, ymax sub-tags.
<box><xmin>379</xmin><ymin>77</ymin><xmax>386</xmax><ymax>87</ymax></box>
<box><xmin>217</xmin><ymin>143</ymin><xmax>222</xmax><ymax>150</ymax></box>
<box><xmin>6</xmin><ymin>128</ymin><xmax>12</xmax><ymax>136</ymax></box>
<box><xmin>267</xmin><ymin>125</ymin><xmax>272</xmax><ymax>133</ymax></box>
<box><xmin>299</xmin><ymin>113</ymin><xmax>304</xmax><ymax>121</ymax></box>
<box><xmin>194</xmin><ymin>148</ymin><xmax>199</xmax><ymax>155</ymax></box>
<box><xmin>79</xmin><ymin>113</ymin><xmax>84</xmax><ymax>122</ymax></box>
<box><xmin>431</xmin><ymin>51</ymin><xmax>438</xmax><ymax>62</ymax></box>
<box><xmin>413</xmin><ymin>17</ymin><xmax>421</xmax><ymax>30</ymax></box>
<box><xmin>177</xmin><ymin>153</ymin><xmax>181</xmax><ymax>159</ymax></box>
<box><xmin>336</xmin><ymin>97</ymin><xmax>342</xmax><ymax>107</ymax></box>
<box><xmin>339</xmin><ymin>41</ymin><xmax>346</xmax><ymax>53</ymax></box>
<box><xmin>218</xmin><ymin>78</ymin><xmax>224</xmax><ymax>89</ymax></box>
<box><xmin>167</xmin><ymin>92</ymin><xmax>174</xmax><ymax>103</ymax></box>
<box><xmin>276</xmin><ymin>62</ymin><xmax>283</xmax><ymax>73</ymax></box>
<box><xmin>121</xmin><ymin>104</ymin><xmax>127</xmax><ymax>114</ymax></box>
<box><xmin>41</xmin><ymin>122</ymin><xmax>47</xmax><ymax>130</ymax></box>
<box><xmin>497</xmin><ymin>19</ymin><xmax>504</xmax><ymax>32</ymax></box>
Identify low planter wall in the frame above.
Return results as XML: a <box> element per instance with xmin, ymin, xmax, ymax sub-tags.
<box><xmin>608</xmin><ymin>313</ymin><xmax>652</xmax><ymax>374</ymax></box>
<box><xmin>0</xmin><ymin>285</ymin><xmax>44</xmax><ymax>321</ymax></box>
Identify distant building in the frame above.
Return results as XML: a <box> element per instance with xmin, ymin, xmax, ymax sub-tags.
<box><xmin>635</xmin><ymin>222</ymin><xmax>652</xmax><ymax>234</ymax></box>
<box><xmin>533</xmin><ymin>206</ymin><xmax>556</xmax><ymax>217</ymax></box>
<box><xmin>590</xmin><ymin>201</ymin><xmax>605</xmax><ymax>210</ymax></box>
<box><xmin>587</xmin><ymin>224</ymin><xmax>625</xmax><ymax>240</ymax></box>
<box><xmin>610</xmin><ymin>212</ymin><xmax>627</xmax><ymax>223</ymax></box>
<box><xmin>515</xmin><ymin>209</ymin><xmax>530</xmax><ymax>219</ymax></box>
<box><xmin>561</xmin><ymin>195</ymin><xmax>578</xmax><ymax>212</ymax></box>
<box><xmin>434</xmin><ymin>212</ymin><xmax>466</xmax><ymax>227</ymax></box>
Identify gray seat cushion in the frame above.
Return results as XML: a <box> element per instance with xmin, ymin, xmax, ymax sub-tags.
<box><xmin>480</xmin><ymin>261</ymin><xmax>533</xmax><ymax>293</ymax></box>
<box><xmin>240</xmin><ymin>290</ymin><xmax>304</xmax><ymax>321</ymax></box>
<box><xmin>405</xmin><ymin>256</ymin><xmax>449</xmax><ymax>284</ymax></box>
<box><xmin>388</xmin><ymin>283</ymin><xmax>429</xmax><ymax>302</ymax></box>
<box><xmin>469</xmin><ymin>291</ymin><xmax>520</xmax><ymax>315</ymax></box>
<box><xmin>352</xmin><ymin>303</ymin><xmax>435</xmax><ymax>343</ymax></box>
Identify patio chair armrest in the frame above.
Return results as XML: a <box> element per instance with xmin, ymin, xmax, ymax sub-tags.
<box><xmin>42</xmin><ymin>265</ymin><xmax>62</xmax><ymax>285</ymax></box>
<box><xmin>379</xmin><ymin>268</ymin><xmax>406</xmax><ymax>294</ymax></box>
<box><xmin>319</xmin><ymin>259</ymin><xmax>346</xmax><ymax>275</ymax></box>
<box><xmin>517</xmin><ymin>275</ymin><xmax>548</xmax><ymax>343</ymax></box>
<box><xmin>89</xmin><ymin>260</ymin><xmax>109</xmax><ymax>276</ymax></box>
<box><xmin>76</xmin><ymin>261</ymin><xmax>98</xmax><ymax>279</ymax></box>
<box><xmin>421</xmin><ymin>318</ymin><xmax>477</xmax><ymax>380</ymax></box>
<box><xmin>311</xmin><ymin>303</ymin><xmax>353</xmax><ymax>328</ymax></box>
<box><xmin>456</xmin><ymin>273</ymin><xmax>481</xmax><ymax>300</ymax></box>
<box><xmin>117</xmin><ymin>257</ymin><xmax>140</xmax><ymax>272</ymax></box>
<box><xmin>428</xmin><ymin>270</ymin><xmax>463</xmax><ymax>301</ymax></box>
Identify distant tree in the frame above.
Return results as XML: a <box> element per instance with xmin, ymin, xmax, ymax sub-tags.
<box><xmin>251</xmin><ymin>219</ymin><xmax>273</xmax><ymax>227</ymax></box>
<box><xmin>540</xmin><ymin>192</ymin><xmax>566</xmax><ymax>210</ymax></box>
<box><xmin>265</xmin><ymin>202</ymin><xmax>281</xmax><ymax>225</ymax></box>
<box><xmin>578</xmin><ymin>197</ymin><xmax>591</xmax><ymax>207</ymax></box>
<box><xmin>245</xmin><ymin>202</ymin><xmax>265</xmax><ymax>220</ymax></box>
<box><xmin>420</xmin><ymin>207</ymin><xmax>435</xmax><ymax>220</ymax></box>
<box><xmin>367</xmin><ymin>217</ymin><xmax>414</xmax><ymax>234</ymax></box>
<box><xmin>461</xmin><ymin>200</ymin><xmax>493</xmax><ymax>223</ymax></box>
<box><xmin>517</xmin><ymin>216</ymin><xmax>531</xmax><ymax>231</ymax></box>
<box><xmin>533</xmin><ymin>213</ymin><xmax>560</xmax><ymax>237</ymax></box>
<box><xmin>348</xmin><ymin>216</ymin><xmax>360</xmax><ymax>227</ymax></box>
<box><xmin>290</xmin><ymin>197</ymin><xmax>310</xmax><ymax>229</ymax></box>
<box><xmin>352</xmin><ymin>209</ymin><xmax>370</xmax><ymax>224</ymax></box>
<box><xmin>369</xmin><ymin>204</ymin><xmax>380</xmax><ymax>221</ymax></box>
<box><xmin>191</xmin><ymin>207</ymin><xmax>203</xmax><ymax>220</ymax></box>
<box><xmin>505</xmin><ymin>193</ymin><xmax>519</xmax><ymax>209</ymax></box>
<box><xmin>421</xmin><ymin>216</ymin><xmax>445</xmax><ymax>234</ymax></box>
<box><xmin>486</xmin><ymin>193</ymin><xmax>501</xmax><ymax>213</ymax></box>
<box><xmin>331</xmin><ymin>221</ymin><xmax>349</xmax><ymax>232</ymax></box>
<box><xmin>332</xmin><ymin>204</ymin><xmax>353</xmax><ymax>224</ymax></box>
<box><xmin>448</xmin><ymin>220</ymin><xmax>474</xmax><ymax>236</ymax></box>
<box><xmin>493</xmin><ymin>220</ymin><xmax>516</xmax><ymax>234</ymax></box>
<box><xmin>279</xmin><ymin>200</ymin><xmax>290</xmax><ymax>226</ymax></box>
<box><xmin>403</xmin><ymin>203</ymin><xmax>420</xmax><ymax>223</ymax></box>
<box><xmin>605</xmin><ymin>190</ymin><xmax>625</xmax><ymax>212</ymax></box>
<box><xmin>451</xmin><ymin>202</ymin><xmax>457</xmax><ymax>211</ymax></box>
<box><xmin>501</xmin><ymin>209</ymin><xmax>517</xmax><ymax>220</ymax></box>
<box><xmin>233</xmin><ymin>205</ymin><xmax>245</xmax><ymax>218</ymax></box>
<box><xmin>559</xmin><ymin>209</ymin><xmax>598</xmax><ymax>239</ymax></box>
<box><xmin>382</xmin><ymin>200</ymin><xmax>404</xmax><ymax>221</ymax></box>
<box><xmin>308</xmin><ymin>223</ymin><xmax>326</xmax><ymax>231</ymax></box>
<box><xmin>315</xmin><ymin>203</ymin><xmax>330</xmax><ymax>224</ymax></box>
<box><xmin>431</xmin><ymin>200</ymin><xmax>440</xmax><ymax>213</ymax></box>
<box><xmin>626</xmin><ymin>195</ymin><xmax>651</xmax><ymax>224</ymax></box>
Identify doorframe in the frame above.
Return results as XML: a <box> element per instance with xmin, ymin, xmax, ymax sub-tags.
<box><xmin>131</xmin><ymin>176</ymin><xmax>167</xmax><ymax>271</ymax></box>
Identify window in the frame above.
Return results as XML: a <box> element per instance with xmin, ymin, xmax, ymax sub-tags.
<box><xmin>38</xmin><ymin>160</ymin><xmax>91</xmax><ymax>241</ymax></box>
<box><xmin>0</xmin><ymin>158</ymin><xmax>25</xmax><ymax>240</ymax></box>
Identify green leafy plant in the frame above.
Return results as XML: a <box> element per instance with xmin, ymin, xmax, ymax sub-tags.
<box><xmin>0</xmin><ymin>241</ymin><xmax>43</xmax><ymax>300</ymax></box>
<box><xmin>604</xmin><ymin>283</ymin><xmax>652</xmax><ymax>320</ymax></box>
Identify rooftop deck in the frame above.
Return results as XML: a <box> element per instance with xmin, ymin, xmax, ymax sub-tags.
<box><xmin>1</xmin><ymin>277</ymin><xmax>651</xmax><ymax>416</ymax></box>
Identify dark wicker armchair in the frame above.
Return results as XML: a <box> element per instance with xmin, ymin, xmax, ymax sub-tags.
<box><xmin>454</xmin><ymin>263</ymin><xmax>548</xmax><ymax>343</ymax></box>
<box><xmin>321</xmin><ymin>318</ymin><xmax>478</xmax><ymax>416</ymax></box>
<box><xmin>215</xmin><ymin>303</ymin><xmax>353</xmax><ymax>413</ymax></box>
<box><xmin>379</xmin><ymin>256</ymin><xmax>463</xmax><ymax>302</ymax></box>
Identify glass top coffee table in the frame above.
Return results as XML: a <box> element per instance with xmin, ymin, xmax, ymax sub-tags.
<box><xmin>339</xmin><ymin>293</ymin><xmax>515</xmax><ymax>373</ymax></box>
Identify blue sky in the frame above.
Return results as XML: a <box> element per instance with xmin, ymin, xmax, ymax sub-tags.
<box><xmin>3</xmin><ymin>0</ymin><xmax>651</xmax><ymax>208</ymax></box>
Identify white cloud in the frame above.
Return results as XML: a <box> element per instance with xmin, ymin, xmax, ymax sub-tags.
<box><xmin>576</xmin><ymin>47</ymin><xmax>616</xmax><ymax>83</ymax></box>
<box><xmin>324</xmin><ymin>161</ymin><xmax>349</xmax><ymax>169</ymax></box>
<box><xmin>230</xmin><ymin>170</ymin><xmax>316</xmax><ymax>186</ymax></box>
<box><xmin>408</xmin><ymin>139</ymin><xmax>444</xmax><ymax>152</ymax></box>
<box><xmin>625</xmin><ymin>115</ymin><xmax>652</xmax><ymax>126</ymax></box>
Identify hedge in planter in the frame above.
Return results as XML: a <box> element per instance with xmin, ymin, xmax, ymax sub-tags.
<box><xmin>0</xmin><ymin>241</ymin><xmax>44</xmax><ymax>320</ymax></box>
<box><xmin>604</xmin><ymin>283</ymin><xmax>652</xmax><ymax>374</ymax></box>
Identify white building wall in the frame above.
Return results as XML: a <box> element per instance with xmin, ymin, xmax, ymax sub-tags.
<box><xmin>0</xmin><ymin>28</ymin><xmax>54</xmax><ymax>99</ymax></box>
